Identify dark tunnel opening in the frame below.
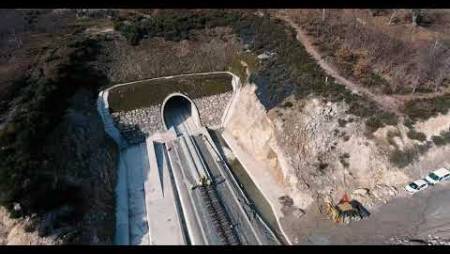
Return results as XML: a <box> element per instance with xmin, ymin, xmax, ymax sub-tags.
<box><xmin>162</xmin><ymin>95</ymin><xmax>199</xmax><ymax>133</ymax></box>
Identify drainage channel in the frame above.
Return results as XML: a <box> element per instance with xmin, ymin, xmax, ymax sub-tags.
<box><xmin>208</xmin><ymin>128</ymin><xmax>288</xmax><ymax>244</ymax></box>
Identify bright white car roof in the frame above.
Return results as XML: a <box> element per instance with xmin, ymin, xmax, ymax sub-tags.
<box><xmin>414</xmin><ymin>179</ymin><xmax>428</xmax><ymax>186</ymax></box>
<box><xmin>431</xmin><ymin>168</ymin><xmax>450</xmax><ymax>177</ymax></box>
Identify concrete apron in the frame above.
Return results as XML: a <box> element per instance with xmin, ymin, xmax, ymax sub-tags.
<box><xmin>98</xmin><ymin>90</ymin><xmax>151</xmax><ymax>245</ymax></box>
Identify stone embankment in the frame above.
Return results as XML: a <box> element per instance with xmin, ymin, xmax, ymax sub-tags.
<box><xmin>111</xmin><ymin>105</ymin><xmax>161</xmax><ymax>144</ymax></box>
<box><xmin>111</xmin><ymin>91</ymin><xmax>233</xmax><ymax>144</ymax></box>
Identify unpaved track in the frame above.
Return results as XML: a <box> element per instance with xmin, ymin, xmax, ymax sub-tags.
<box><xmin>297</xmin><ymin>183</ymin><xmax>450</xmax><ymax>245</ymax></box>
<box><xmin>274</xmin><ymin>11</ymin><xmax>403</xmax><ymax>115</ymax></box>
<box><xmin>274</xmin><ymin>10</ymin><xmax>450</xmax><ymax>115</ymax></box>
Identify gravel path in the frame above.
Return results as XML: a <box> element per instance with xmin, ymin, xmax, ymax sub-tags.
<box><xmin>281</xmin><ymin>181</ymin><xmax>450</xmax><ymax>245</ymax></box>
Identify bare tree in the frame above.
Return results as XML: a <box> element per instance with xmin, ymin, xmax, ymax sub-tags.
<box><xmin>388</xmin><ymin>10</ymin><xmax>397</xmax><ymax>25</ymax></box>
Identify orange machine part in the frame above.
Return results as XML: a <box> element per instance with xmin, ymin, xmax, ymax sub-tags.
<box><xmin>340</xmin><ymin>192</ymin><xmax>351</xmax><ymax>204</ymax></box>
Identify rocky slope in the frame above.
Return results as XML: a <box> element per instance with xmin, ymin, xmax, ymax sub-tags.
<box><xmin>225</xmin><ymin>75</ymin><xmax>450</xmax><ymax>243</ymax></box>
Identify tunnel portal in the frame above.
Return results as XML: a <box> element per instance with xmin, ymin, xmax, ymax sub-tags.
<box><xmin>161</xmin><ymin>93</ymin><xmax>201</xmax><ymax>134</ymax></box>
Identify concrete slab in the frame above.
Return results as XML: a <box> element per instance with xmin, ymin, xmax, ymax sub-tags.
<box><xmin>122</xmin><ymin>144</ymin><xmax>150</xmax><ymax>245</ymax></box>
<box><xmin>144</xmin><ymin>137</ymin><xmax>186</xmax><ymax>245</ymax></box>
<box><xmin>114</xmin><ymin>155</ymin><xmax>130</xmax><ymax>245</ymax></box>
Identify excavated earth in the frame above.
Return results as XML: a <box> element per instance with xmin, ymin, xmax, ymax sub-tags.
<box><xmin>225</xmin><ymin>80</ymin><xmax>450</xmax><ymax>245</ymax></box>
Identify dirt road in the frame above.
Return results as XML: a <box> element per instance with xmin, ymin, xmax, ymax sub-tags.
<box><xmin>274</xmin><ymin>11</ymin><xmax>403</xmax><ymax>116</ymax></box>
<box><xmin>280</xmin><ymin>182</ymin><xmax>450</xmax><ymax>245</ymax></box>
<box><xmin>273</xmin><ymin>10</ymin><xmax>450</xmax><ymax>117</ymax></box>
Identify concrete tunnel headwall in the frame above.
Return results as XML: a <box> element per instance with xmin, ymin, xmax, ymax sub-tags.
<box><xmin>106</xmin><ymin>72</ymin><xmax>240</xmax><ymax>143</ymax></box>
<box><xmin>161</xmin><ymin>93</ymin><xmax>201</xmax><ymax>131</ymax></box>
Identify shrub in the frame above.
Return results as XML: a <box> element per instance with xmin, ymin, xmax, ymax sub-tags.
<box><xmin>282</xmin><ymin>101</ymin><xmax>293</xmax><ymax>108</ymax></box>
<box><xmin>390</xmin><ymin>148</ymin><xmax>417</xmax><ymax>168</ymax></box>
<box><xmin>114</xmin><ymin>10</ymin><xmax>242</xmax><ymax>45</ymax></box>
<box><xmin>404</xmin><ymin>117</ymin><xmax>414</xmax><ymax>129</ymax></box>
<box><xmin>432</xmin><ymin>135</ymin><xmax>445</xmax><ymax>146</ymax></box>
<box><xmin>0</xmin><ymin>36</ymin><xmax>107</xmax><ymax>216</ymax></box>
<box><xmin>365</xmin><ymin>116</ymin><xmax>383</xmax><ymax>133</ymax></box>
<box><xmin>339</xmin><ymin>153</ymin><xmax>350</xmax><ymax>168</ymax></box>
<box><xmin>390</xmin><ymin>142</ymin><xmax>432</xmax><ymax>168</ymax></box>
<box><xmin>403</xmin><ymin>94</ymin><xmax>450</xmax><ymax>121</ymax></box>
<box><xmin>361</xmin><ymin>72</ymin><xmax>392</xmax><ymax>94</ymax></box>
<box><xmin>365</xmin><ymin>112</ymin><xmax>399</xmax><ymax>133</ymax></box>
<box><xmin>407</xmin><ymin>129</ymin><xmax>427</xmax><ymax>142</ymax></box>
<box><xmin>431</xmin><ymin>131</ymin><xmax>450</xmax><ymax>146</ymax></box>
<box><xmin>338</xmin><ymin>118</ymin><xmax>347</xmax><ymax>127</ymax></box>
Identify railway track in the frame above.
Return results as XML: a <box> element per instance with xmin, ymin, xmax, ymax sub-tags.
<box><xmin>166</xmin><ymin>101</ymin><xmax>277</xmax><ymax>244</ymax></box>
<box><xmin>198</xmin><ymin>184</ymin><xmax>240</xmax><ymax>245</ymax></box>
<box><xmin>170</xmin><ymin>106</ymin><xmax>240</xmax><ymax>244</ymax></box>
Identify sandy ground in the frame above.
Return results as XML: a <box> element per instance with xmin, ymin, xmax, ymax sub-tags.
<box><xmin>281</xmin><ymin>181</ymin><xmax>450</xmax><ymax>245</ymax></box>
<box><xmin>414</xmin><ymin>111</ymin><xmax>450</xmax><ymax>140</ymax></box>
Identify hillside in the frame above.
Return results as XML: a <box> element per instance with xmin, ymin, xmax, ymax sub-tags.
<box><xmin>1</xmin><ymin>9</ymin><xmax>450</xmax><ymax>245</ymax></box>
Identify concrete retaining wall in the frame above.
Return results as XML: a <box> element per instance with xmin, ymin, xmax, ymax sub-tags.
<box><xmin>109</xmin><ymin>72</ymin><xmax>239</xmax><ymax>144</ymax></box>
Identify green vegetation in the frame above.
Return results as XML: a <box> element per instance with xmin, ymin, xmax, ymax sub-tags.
<box><xmin>390</xmin><ymin>142</ymin><xmax>432</xmax><ymax>168</ymax></box>
<box><xmin>108</xmin><ymin>73</ymin><xmax>233</xmax><ymax>112</ymax></box>
<box><xmin>228</xmin><ymin>52</ymin><xmax>259</xmax><ymax>82</ymax></box>
<box><xmin>282</xmin><ymin>101</ymin><xmax>294</xmax><ymax>108</ymax></box>
<box><xmin>361</xmin><ymin>72</ymin><xmax>393</xmax><ymax>94</ymax></box>
<box><xmin>404</xmin><ymin>117</ymin><xmax>415</xmax><ymax>129</ymax></box>
<box><xmin>386</xmin><ymin>130</ymin><xmax>401</xmax><ymax>149</ymax></box>
<box><xmin>0</xmin><ymin>37</ymin><xmax>108</xmax><ymax>217</ymax></box>
<box><xmin>113</xmin><ymin>10</ymin><xmax>241</xmax><ymax>45</ymax></box>
<box><xmin>431</xmin><ymin>130</ymin><xmax>450</xmax><ymax>146</ymax></box>
<box><xmin>113</xmin><ymin>10</ymin><xmax>398</xmax><ymax>132</ymax></box>
<box><xmin>403</xmin><ymin>93</ymin><xmax>450</xmax><ymax>121</ymax></box>
<box><xmin>390</xmin><ymin>148</ymin><xmax>417</xmax><ymax>168</ymax></box>
<box><xmin>339</xmin><ymin>153</ymin><xmax>350</xmax><ymax>168</ymax></box>
<box><xmin>116</xmin><ymin>21</ymin><xmax>140</xmax><ymax>45</ymax></box>
<box><xmin>365</xmin><ymin>112</ymin><xmax>399</xmax><ymax>133</ymax></box>
<box><xmin>234</xmin><ymin>13</ymin><xmax>398</xmax><ymax>132</ymax></box>
<box><xmin>407</xmin><ymin>129</ymin><xmax>427</xmax><ymax>142</ymax></box>
<box><xmin>229</xmin><ymin>57</ymin><xmax>248</xmax><ymax>83</ymax></box>
<box><xmin>338</xmin><ymin>118</ymin><xmax>348</xmax><ymax>127</ymax></box>
<box><xmin>391</xmin><ymin>128</ymin><xmax>450</xmax><ymax>167</ymax></box>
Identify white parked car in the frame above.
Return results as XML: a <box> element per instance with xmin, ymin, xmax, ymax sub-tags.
<box><xmin>405</xmin><ymin>179</ymin><xmax>429</xmax><ymax>194</ymax></box>
<box><xmin>425</xmin><ymin>168</ymin><xmax>450</xmax><ymax>185</ymax></box>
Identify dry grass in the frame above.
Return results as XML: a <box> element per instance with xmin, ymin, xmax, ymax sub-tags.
<box><xmin>283</xmin><ymin>9</ymin><xmax>450</xmax><ymax>95</ymax></box>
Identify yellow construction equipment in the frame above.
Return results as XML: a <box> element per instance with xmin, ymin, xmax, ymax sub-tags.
<box><xmin>326</xmin><ymin>193</ymin><xmax>370</xmax><ymax>224</ymax></box>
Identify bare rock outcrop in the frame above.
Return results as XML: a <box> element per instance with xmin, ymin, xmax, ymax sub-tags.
<box><xmin>225</xmin><ymin>82</ymin><xmax>412</xmax><ymax>211</ymax></box>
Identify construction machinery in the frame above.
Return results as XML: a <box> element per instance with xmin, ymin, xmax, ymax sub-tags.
<box><xmin>325</xmin><ymin>193</ymin><xmax>370</xmax><ymax>224</ymax></box>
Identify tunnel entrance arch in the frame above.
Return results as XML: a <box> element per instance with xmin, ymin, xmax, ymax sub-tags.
<box><xmin>161</xmin><ymin>93</ymin><xmax>201</xmax><ymax>131</ymax></box>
